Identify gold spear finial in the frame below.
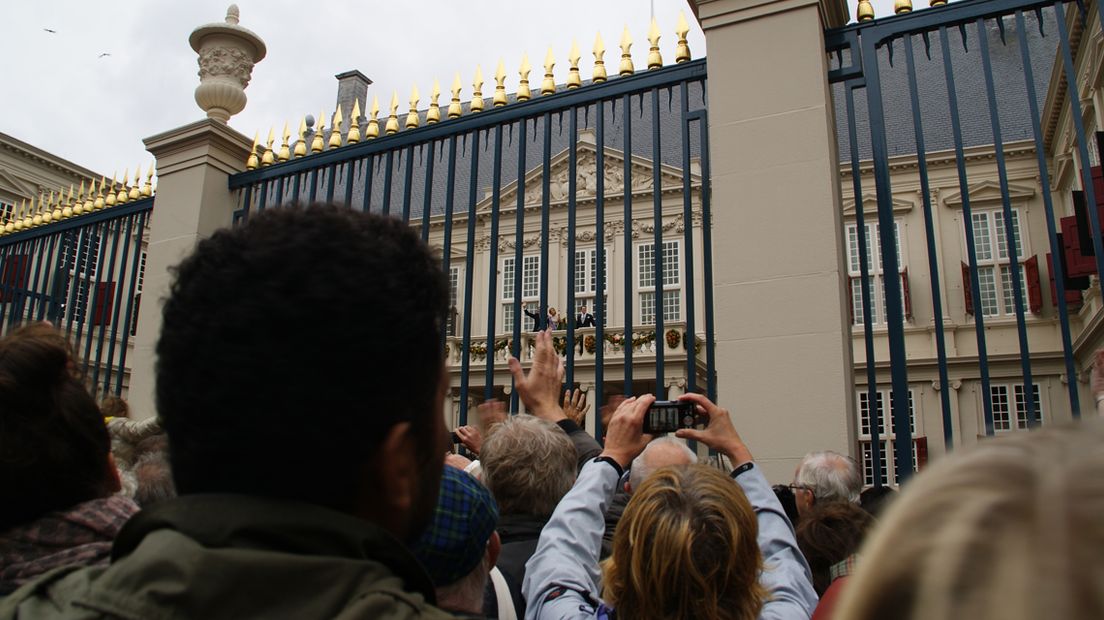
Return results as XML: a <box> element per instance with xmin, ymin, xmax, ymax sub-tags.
<box><xmin>22</xmin><ymin>193</ymin><xmax>36</xmax><ymax>228</ymax></box>
<box><xmin>567</xmin><ymin>41</ymin><xmax>582</xmax><ymax>89</ymax></box>
<box><xmin>73</xmin><ymin>180</ymin><xmax>86</xmax><ymax>216</ymax></box>
<box><xmin>675</xmin><ymin>12</ymin><xmax>691</xmax><ymax>63</ymax></box>
<box><xmin>406</xmin><ymin>85</ymin><xmax>421</xmax><ymax>129</ymax></box>
<box><xmin>329</xmin><ymin>107</ymin><xmax>344</xmax><ymax>148</ymax></box>
<box><xmin>593</xmin><ymin>33</ymin><xmax>607</xmax><ymax>83</ymax></box>
<box><xmin>311</xmin><ymin>110</ymin><xmax>326</xmax><ymax>153</ymax></box>
<box><xmin>386</xmin><ymin>92</ymin><xmax>400</xmax><ymax>134</ymax></box>
<box><xmin>141</xmin><ymin>168</ymin><xmax>154</xmax><ymax>198</ymax></box>
<box><xmin>647</xmin><ymin>17</ymin><xmax>662</xmax><ymax>69</ymax></box>
<box><xmin>541</xmin><ymin>48</ymin><xmax>556</xmax><ymax>95</ymax></box>
<box><xmin>471</xmin><ymin>66</ymin><xmax>485</xmax><ymax>113</ymax></box>
<box><xmin>347</xmin><ymin>102</ymin><xmax>362</xmax><ymax>144</ymax></box>
<box><xmin>930</xmin><ymin>0</ymin><xmax>947</xmax><ymax>5</ymax></box>
<box><xmin>13</xmin><ymin>198</ymin><xmax>25</xmax><ymax>231</ymax></box>
<box><xmin>50</xmin><ymin>189</ymin><xmax>63</xmax><ymax>220</ymax></box>
<box><xmin>894</xmin><ymin>0</ymin><xmax>912</xmax><ymax>13</ymax></box>
<box><xmin>129</xmin><ymin>168</ymin><xmax>141</xmax><ymax>200</ymax></box>
<box><xmin>367</xmin><ymin>97</ymin><xmax>380</xmax><ymax>139</ymax></box>
<box><xmin>494</xmin><ymin>61</ymin><xmax>508</xmax><ymax>107</ymax></box>
<box><xmin>294</xmin><ymin>118</ymin><xmax>308</xmax><ymax>157</ymax></box>
<box><xmin>279</xmin><ymin>122</ymin><xmax>293</xmax><ymax>159</ymax></box>
<box><xmin>448</xmin><ymin>73</ymin><xmax>463</xmax><ymax>119</ymax></box>
<box><xmin>117</xmin><ymin>168</ymin><xmax>130</xmax><ymax>204</ymax></box>
<box><xmin>619</xmin><ymin>26</ymin><xmax>634</xmax><ymax>76</ymax></box>
<box><xmin>40</xmin><ymin>192</ymin><xmax>53</xmax><ymax>224</ymax></box>
<box><xmin>857</xmin><ymin>0</ymin><xmax>875</xmax><ymax>21</ymax></box>
<box><xmin>63</xmin><ymin>186</ymin><xmax>75</xmax><ymax>219</ymax></box>
<box><xmin>82</xmin><ymin>179</ymin><xmax>96</xmax><ymax>213</ymax></box>
<box><xmin>95</xmin><ymin>176</ymin><xmax>107</xmax><ymax>209</ymax></box>
<box><xmin>427</xmin><ymin>79</ymin><xmax>442</xmax><ymax>123</ymax></box>
<box><xmin>518</xmin><ymin>54</ymin><xmax>532</xmax><ymax>102</ymax></box>
<box><xmin>262</xmin><ymin>127</ymin><xmax>276</xmax><ymax>166</ymax></box>
<box><xmin>246</xmin><ymin>132</ymin><xmax>260</xmax><ymax>170</ymax></box>
<box><xmin>32</xmin><ymin>194</ymin><xmax>44</xmax><ymax>226</ymax></box>
<box><xmin>104</xmin><ymin>174</ymin><xmax>116</xmax><ymax>207</ymax></box>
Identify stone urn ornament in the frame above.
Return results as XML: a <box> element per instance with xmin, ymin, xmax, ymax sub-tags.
<box><xmin>189</xmin><ymin>5</ymin><xmax>267</xmax><ymax>123</ymax></box>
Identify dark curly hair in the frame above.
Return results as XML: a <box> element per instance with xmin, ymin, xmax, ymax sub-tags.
<box><xmin>156</xmin><ymin>205</ymin><xmax>449</xmax><ymax>513</ymax></box>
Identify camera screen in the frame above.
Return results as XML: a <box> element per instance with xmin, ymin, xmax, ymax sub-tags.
<box><xmin>649</xmin><ymin>406</ymin><xmax>680</xmax><ymax>432</ymax></box>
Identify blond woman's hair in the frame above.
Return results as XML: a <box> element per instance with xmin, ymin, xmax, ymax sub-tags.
<box><xmin>837</xmin><ymin>417</ymin><xmax>1104</xmax><ymax>620</ymax></box>
<box><xmin>601</xmin><ymin>464</ymin><xmax>767</xmax><ymax>620</ymax></box>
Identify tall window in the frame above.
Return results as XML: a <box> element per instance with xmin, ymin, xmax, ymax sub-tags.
<box><xmin>59</xmin><ymin>229</ymin><xmax>101</xmax><ymax>323</ymax></box>
<box><xmin>969</xmin><ymin>210</ymin><xmax>1028</xmax><ymax>317</ymax></box>
<box><xmin>637</xmin><ymin>240</ymin><xmax>680</xmax><ymax>325</ymax></box>
<box><xmin>447</xmin><ymin>266</ymin><xmax>460</xmax><ymax>337</ymax></box>
<box><xmin>574</xmin><ymin>248</ymin><xmax>608</xmax><ymax>323</ymax></box>
<box><xmin>502</xmin><ymin>255</ymin><xmax>539</xmax><ymax>333</ymax></box>
<box><xmin>846</xmin><ymin>221</ymin><xmax>907</xmax><ymax>326</ymax></box>
<box><xmin>989</xmin><ymin>383</ymin><xmax>1042</xmax><ymax>431</ymax></box>
<box><xmin>856</xmin><ymin>388</ymin><xmax>924</xmax><ymax>485</ymax></box>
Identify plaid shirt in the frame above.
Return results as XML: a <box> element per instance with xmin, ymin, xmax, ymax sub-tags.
<box><xmin>829</xmin><ymin>554</ymin><xmax>859</xmax><ymax>582</ymax></box>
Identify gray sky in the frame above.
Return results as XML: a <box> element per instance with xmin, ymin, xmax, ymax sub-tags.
<box><xmin>3</xmin><ymin>0</ymin><xmax>911</xmax><ymax>178</ymax></box>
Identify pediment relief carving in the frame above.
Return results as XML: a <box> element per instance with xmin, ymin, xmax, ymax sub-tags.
<box><xmin>942</xmin><ymin>179</ymin><xmax>1036</xmax><ymax>207</ymax></box>
<box><xmin>842</xmin><ymin>193</ymin><xmax>914</xmax><ymax>216</ymax></box>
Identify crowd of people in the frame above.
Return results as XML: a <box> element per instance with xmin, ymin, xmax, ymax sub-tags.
<box><xmin>1</xmin><ymin>204</ymin><xmax>1102</xmax><ymax>619</ymax></box>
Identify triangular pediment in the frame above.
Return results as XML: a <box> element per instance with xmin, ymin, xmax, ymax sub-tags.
<box><xmin>842</xmin><ymin>193</ymin><xmax>914</xmax><ymax>216</ymax></box>
<box><xmin>943</xmin><ymin>180</ymin><xmax>1036</xmax><ymax>207</ymax></box>
<box><xmin>0</xmin><ymin>170</ymin><xmax>38</xmax><ymax>203</ymax></box>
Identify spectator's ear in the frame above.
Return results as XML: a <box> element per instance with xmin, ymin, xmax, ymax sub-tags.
<box><xmin>369</xmin><ymin>422</ymin><xmax>419</xmax><ymax>535</ymax></box>
<box><xmin>487</xmin><ymin>530</ymin><xmax>501</xmax><ymax>569</ymax></box>
<box><xmin>624</xmin><ymin>481</ymin><xmax>632</xmax><ymax>494</ymax></box>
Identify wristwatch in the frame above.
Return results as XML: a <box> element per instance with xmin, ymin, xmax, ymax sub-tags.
<box><xmin>730</xmin><ymin>461</ymin><xmax>755</xmax><ymax>478</ymax></box>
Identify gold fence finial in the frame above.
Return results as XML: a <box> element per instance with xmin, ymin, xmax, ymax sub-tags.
<box><xmin>117</xmin><ymin>169</ymin><xmax>130</xmax><ymax>204</ymax></box>
<box><xmin>471</xmin><ymin>65</ymin><xmax>485</xmax><ymax>113</ymax></box>
<box><xmin>279</xmin><ymin>122</ymin><xmax>293</xmax><ymax>159</ymax></box>
<box><xmin>51</xmin><ymin>189</ymin><xmax>63</xmax><ymax>220</ymax></box>
<box><xmin>675</xmin><ymin>12</ymin><xmax>691</xmax><ymax>63</ymax></box>
<box><xmin>857</xmin><ymin>0</ymin><xmax>875</xmax><ymax>21</ymax></box>
<box><xmin>494</xmin><ymin>61</ymin><xmax>508</xmax><ymax>107</ymax></box>
<box><xmin>247</xmin><ymin>132</ymin><xmax>260</xmax><ymax>169</ymax></box>
<box><xmin>13</xmin><ymin>198</ymin><xmax>25</xmax><ymax>231</ymax></box>
<box><xmin>894</xmin><ymin>0</ymin><xmax>912</xmax><ymax>13</ymax></box>
<box><xmin>74</xmin><ymin>180</ymin><xmax>86</xmax><ymax>216</ymax></box>
<box><xmin>262</xmin><ymin>127</ymin><xmax>276</xmax><ymax>166</ymax></box>
<box><xmin>311</xmin><ymin>110</ymin><xmax>326</xmax><ymax>152</ymax></box>
<box><xmin>367</xmin><ymin>97</ymin><xmax>381</xmax><ymax>138</ymax></box>
<box><xmin>294</xmin><ymin>118</ymin><xmax>308</xmax><ymax>157</ymax></box>
<box><xmin>567</xmin><ymin>41</ymin><xmax>581</xmax><ymax>89</ymax></box>
<box><xmin>593</xmin><ymin>33</ymin><xmax>607</xmax><ymax>83</ymax></box>
<box><xmin>32</xmin><ymin>194</ymin><xmax>44</xmax><ymax>227</ymax></box>
<box><xmin>94</xmin><ymin>176</ymin><xmax>106</xmax><ymax>209</ymax></box>
<box><xmin>129</xmin><ymin>168</ymin><xmax>141</xmax><ymax>200</ymax></box>
<box><xmin>330</xmin><ymin>107</ymin><xmax>344</xmax><ymax>148</ymax></box>
<box><xmin>647</xmin><ymin>16</ymin><xmax>662</xmax><ymax>69</ymax></box>
<box><xmin>428</xmin><ymin>79</ymin><xmax>442</xmax><ymax>123</ymax></box>
<box><xmin>105</xmin><ymin>173</ymin><xmax>117</xmax><ymax>207</ymax></box>
<box><xmin>141</xmin><ymin>168</ymin><xmax>154</xmax><ymax>198</ymax></box>
<box><xmin>347</xmin><ymin>102</ymin><xmax>362</xmax><ymax>144</ymax></box>
<box><xmin>619</xmin><ymin>26</ymin><xmax>634</xmax><ymax>76</ymax></box>
<box><xmin>22</xmin><ymin>193</ymin><xmax>37</xmax><ymax>227</ymax></box>
<box><xmin>40</xmin><ymin>192</ymin><xmax>53</xmax><ymax>224</ymax></box>
<box><xmin>386</xmin><ymin>92</ymin><xmax>400</xmax><ymax>134</ymax></box>
<box><xmin>541</xmin><ymin>48</ymin><xmax>556</xmax><ymax>95</ymax></box>
<box><xmin>449</xmin><ymin>73</ymin><xmax>463</xmax><ymax>119</ymax></box>
<box><xmin>83</xmin><ymin>179</ymin><xmax>96</xmax><ymax>213</ymax></box>
<box><xmin>518</xmin><ymin>55</ymin><xmax>532</xmax><ymax>102</ymax></box>
<box><xmin>62</xmin><ymin>186</ymin><xmax>75</xmax><ymax>219</ymax></box>
<box><xmin>406</xmin><ymin>85</ymin><xmax>421</xmax><ymax>129</ymax></box>
<box><xmin>930</xmin><ymin>0</ymin><xmax>947</xmax><ymax>5</ymax></box>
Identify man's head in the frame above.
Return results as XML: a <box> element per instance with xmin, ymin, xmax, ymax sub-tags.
<box><xmin>479</xmin><ymin>414</ymin><xmax>575</xmax><ymax>517</ymax></box>
<box><xmin>627</xmin><ymin>437</ymin><xmax>698</xmax><ymax>493</ymax></box>
<box><xmin>156</xmin><ymin>205</ymin><xmax>449</xmax><ymax>540</ymax></box>
<box><xmin>793</xmin><ymin>450</ymin><xmax>862</xmax><ymax>516</ymax></box>
<box><xmin>579</xmin><ymin>305</ymin><xmax>587</xmax><ymax>314</ymax></box>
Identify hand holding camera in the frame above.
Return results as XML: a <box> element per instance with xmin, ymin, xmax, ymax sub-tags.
<box><xmin>674</xmin><ymin>393</ymin><xmax>753</xmax><ymax>467</ymax></box>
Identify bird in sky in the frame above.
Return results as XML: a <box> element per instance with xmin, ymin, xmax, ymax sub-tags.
<box><xmin>98</xmin><ymin>53</ymin><xmax>111</xmax><ymax>58</ymax></box>
<box><xmin>43</xmin><ymin>28</ymin><xmax>57</xmax><ymax>33</ymax></box>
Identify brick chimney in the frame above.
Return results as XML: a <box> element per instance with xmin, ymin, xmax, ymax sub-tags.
<box><xmin>334</xmin><ymin>70</ymin><xmax>371</xmax><ymax>137</ymax></box>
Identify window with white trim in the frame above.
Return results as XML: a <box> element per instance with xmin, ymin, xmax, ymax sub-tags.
<box><xmin>856</xmin><ymin>387</ymin><xmax>924</xmax><ymax>486</ymax></box>
<box><xmin>846</xmin><ymin>221</ymin><xmax>907</xmax><ymax>326</ymax></box>
<box><xmin>989</xmin><ymin>383</ymin><xmax>1042</xmax><ymax>431</ymax></box>
<box><xmin>501</xmin><ymin>255</ymin><xmax>540</xmax><ymax>334</ymax></box>
<box><xmin>574</xmin><ymin>248</ymin><xmax>609</xmax><ymax>325</ymax></box>
<box><xmin>637</xmin><ymin>240</ymin><xmax>680</xmax><ymax>325</ymax></box>
<box><xmin>58</xmin><ymin>229</ymin><xmax>101</xmax><ymax>323</ymax></box>
<box><xmin>968</xmin><ymin>210</ymin><xmax>1029</xmax><ymax>317</ymax></box>
<box><xmin>447</xmin><ymin>266</ymin><xmax>460</xmax><ymax>337</ymax></box>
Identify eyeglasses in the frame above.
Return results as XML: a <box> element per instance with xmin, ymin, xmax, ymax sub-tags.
<box><xmin>787</xmin><ymin>484</ymin><xmax>815</xmax><ymax>496</ymax></box>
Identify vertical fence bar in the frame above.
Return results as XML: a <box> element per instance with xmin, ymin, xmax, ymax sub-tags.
<box><xmin>325</xmin><ymin>165</ymin><xmax>337</xmax><ymax>204</ymax></box>
<box><xmin>459</xmin><ymin>130</ymin><xmax>481</xmax><ymax>426</ymax></box>
<box><xmin>90</xmin><ymin>219</ymin><xmax>124</xmax><ymax>389</ymax></box>
<box><xmin>485</xmin><ymin>124</ymin><xmax>504</xmax><ymax>401</ymax></box>
<box><xmin>257</xmin><ymin>179</ymin><xmax>270</xmax><ymax>213</ymax></box>
<box><xmin>307</xmin><ymin>169</ymin><xmax>319</xmax><ymax>203</ymax></box>
<box><xmin>343</xmin><ymin>162</ymin><xmax>355</xmax><ymax>208</ymax></box>
<box><xmin>103</xmin><ymin>212</ymin><xmax>137</xmax><ymax>395</ymax></box>
<box><xmin>64</xmin><ymin>228</ymin><xmax>89</xmax><ymax>338</ymax></box>
<box><xmin>116</xmin><ymin>210</ymin><xmax>148</xmax><ymax>396</ymax></box>
<box><xmin>652</xmin><ymin>88</ymin><xmax>666</xmax><ymax>391</ymax></box>
<box><xmin>421</xmin><ymin>144</ymin><xmax>436</xmax><ymax>241</ymax></box>
<box><xmin>693</xmin><ymin>106</ymin><xmax>717</xmax><ymax>404</ymax></box>
<box><xmin>510</xmin><ymin>120</ymin><xmax>528</xmax><ymax>414</ymax></box>
<box><xmin>275</xmin><ymin>175</ymin><xmax>286</xmax><ymax>209</ymax></box>
<box><xmin>540</xmin><ymin>113</ymin><xmax>552</xmax><ymax>328</ymax></box>
<box><xmin>680</xmin><ymin>81</ymin><xmax>697</xmax><ymax>396</ymax></box>
<box><xmin>381</xmin><ymin>151</ymin><xmax>395</xmax><ymax>216</ymax></box>
<box><xmin>623</xmin><ymin>94</ymin><xmax>634</xmax><ymax>395</ymax></box>
<box><xmin>402</xmin><ymin>146</ymin><xmax>416</xmax><ymax>223</ymax></box>
<box><xmin>362</xmin><ymin>157</ymin><xmax>374</xmax><ymax>213</ymax></box>
<box><xmin>567</xmin><ymin>107</ymin><xmax>579</xmax><ymax>388</ymax></box>
<box><xmin>80</xmin><ymin>222</ymin><xmax>112</xmax><ymax>376</ymax></box>
<box><xmin>29</xmin><ymin>234</ymin><xmax>57</xmax><ymax>323</ymax></box>
<box><xmin>595</xmin><ymin>100</ymin><xmax>607</xmax><ymax>438</ymax></box>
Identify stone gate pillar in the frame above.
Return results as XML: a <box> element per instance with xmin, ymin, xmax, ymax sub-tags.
<box><xmin>693</xmin><ymin>0</ymin><xmax>854</xmax><ymax>482</ymax></box>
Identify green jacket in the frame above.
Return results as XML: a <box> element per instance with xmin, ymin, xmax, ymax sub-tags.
<box><xmin>0</xmin><ymin>495</ymin><xmax>458</xmax><ymax>619</ymax></box>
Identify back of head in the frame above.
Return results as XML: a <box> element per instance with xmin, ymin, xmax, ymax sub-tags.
<box><xmin>628</xmin><ymin>437</ymin><xmax>698</xmax><ymax>492</ymax></box>
<box><xmin>156</xmin><ymin>205</ymin><xmax>448</xmax><ymax>513</ymax></box>
<box><xmin>859</xmin><ymin>485</ymin><xmax>896</xmax><ymax>518</ymax></box>
<box><xmin>480</xmin><ymin>414</ymin><xmax>575</xmax><ymax>517</ymax></box>
<box><xmin>796</xmin><ymin>450</ymin><xmax>862</xmax><ymax>504</ymax></box>
<box><xmin>837</xmin><ymin>419</ymin><xmax>1104</xmax><ymax>620</ymax></box>
<box><xmin>796</xmin><ymin>501</ymin><xmax>874</xmax><ymax>595</ymax></box>
<box><xmin>0</xmin><ymin>323</ymin><xmax>114</xmax><ymax>531</ymax></box>
<box><xmin>602</xmin><ymin>464</ymin><xmax>767</xmax><ymax>620</ymax></box>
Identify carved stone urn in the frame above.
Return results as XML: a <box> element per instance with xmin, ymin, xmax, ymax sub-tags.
<box><xmin>188</xmin><ymin>5</ymin><xmax>267</xmax><ymax>123</ymax></box>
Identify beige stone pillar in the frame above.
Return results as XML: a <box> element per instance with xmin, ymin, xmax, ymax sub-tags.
<box><xmin>694</xmin><ymin>0</ymin><xmax>853</xmax><ymax>483</ymax></box>
<box><xmin>126</xmin><ymin>121</ymin><xmax>252</xmax><ymax>419</ymax></box>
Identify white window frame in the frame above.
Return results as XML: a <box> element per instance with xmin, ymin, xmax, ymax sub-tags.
<box><xmin>846</xmin><ymin>220</ymin><xmax>906</xmax><ymax>327</ymax></box>
<box><xmin>59</xmin><ymin>229</ymin><xmax>101</xmax><ymax>324</ymax></box>
<box><xmin>636</xmin><ymin>240</ymin><xmax>681</xmax><ymax>326</ymax></box>
<box><xmin>856</xmin><ymin>387</ymin><xmax>922</xmax><ymax>486</ymax></box>
<box><xmin>966</xmin><ymin>209</ymin><xmax>1030</xmax><ymax>318</ymax></box>
<box><xmin>989</xmin><ymin>382</ymin><xmax>1042</xmax><ymax>432</ymax></box>
<box><xmin>501</xmin><ymin>255</ymin><xmax>540</xmax><ymax>334</ymax></box>
<box><xmin>447</xmin><ymin>265</ymin><xmax>461</xmax><ymax>337</ymax></box>
<box><xmin>574</xmin><ymin>247</ymin><xmax>609</xmax><ymax>324</ymax></box>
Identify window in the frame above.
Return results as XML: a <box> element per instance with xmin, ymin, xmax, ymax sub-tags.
<box><xmin>968</xmin><ymin>210</ymin><xmax>1029</xmax><ymax>317</ymax></box>
<box><xmin>846</xmin><ymin>221</ymin><xmax>908</xmax><ymax>326</ymax></box>
<box><xmin>856</xmin><ymin>387</ymin><xmax>924</xmax><ymax>485</ymax></box>
<box><xmin>0</xmin><ymin>254</ymin><xmax>30</xmax><ymax>303</ymax></box>
<box><xmin>574</xmin><ymin>248</ymin><xmax>608</xmax><ymax>324</ymax></box>
<box><xmin>502</xmin><ymin>255</ymin><xmax>540</xmax><ymax>333</ymax></box>
<box><xmin>57</xmin><ymin>229</ymin><xmax>101</xmax><ymax>323</ymax></box>
<box><xmin>989</xmin><ymin>383</ymin><xmax>1042</xmax><ymax>431</ymax></box>
<box><xmin>447</xmin><ymin>266</ymin><xmax>460</xmax><ymax>337</ymax></box>
<box><xmin>637</xmin><ymin>241</ymin><xmax>680</xmax><ymax>325</ymax></box>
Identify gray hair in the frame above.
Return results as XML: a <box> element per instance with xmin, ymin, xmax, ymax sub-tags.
<box><xmin>628</xmin><ymin>437</ymin><xmax>699</xmax><ymax>492</ymax></box>
<box><xmin>480</xmin><ymin>414</ymin><xmax>576</xmax><ymax>517</ymax></box>
<box><xmin>132</xmin><ymin>451</ymin><xmax>176</xmax><ymax>507</ymax></box>
<box><xmin>436</xmin><ymin>554</ymin><xmax>491</xmax><ymax>614</ymax></box>
<box><xmin>795</xmin><ymin>451</ymin><xmax>862</xmax><ymax>504</ymax></box>
<box><xmin>107</xmin><ymin>417</ymin><xmax>164</xmax><ymax>469</ymax></box>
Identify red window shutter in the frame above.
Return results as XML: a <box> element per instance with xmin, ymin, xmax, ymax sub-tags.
<box><xmin>901</xmin><ymin>268</ymin><xmax>912</xmax><ymax>320</ymax></box>
<box><xmin>1024</xmin><ymin>256</ymin><xmax>1042</xmax><ymax>315</ymax></box>
<box><xmin>1</xmin><ymin>255</ymin><xmax>30</xmax><ymax>303</ymax></box>
<box><xmin>1047</xmin><ymin>251</ymin><xmax>1086</xmax><ymax>310</ymax></box>
<box><xmin>915</xmin><ymin>436</ymin><xmax>928</xmax><ymax>469</ymax></box>
<box><xmin>92</xmin><ymin>282</ymin><xmax>115</xmax><ymax>327</ymax></box>
<box><xmin>961</xmin><ymin>262</ymin><xmax>973</xmax><ymax>316</ymax></box>
<box><xmin>1061</xmin><ymin>215</ymin><xmax>1097</xmax><ymax>278</ymax></box>
<box><xmin>1092</xmin><ymin>165</ymin><xmax>1104</xmax><ymax>206</ymax></box>
<box><xmin>847</xmin><ymin>276</ymin><xmax>856</xmax><ymax>325</ymax></box>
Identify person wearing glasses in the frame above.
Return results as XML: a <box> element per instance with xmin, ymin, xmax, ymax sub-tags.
<box><xmin>790</xmin><ymin>451</ymin><xmax>862</xmax><ymax>519</ymax></box>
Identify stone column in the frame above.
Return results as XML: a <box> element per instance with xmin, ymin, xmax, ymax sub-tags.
<box><xmin>693</xmin><ymin>0</ymin><xmax>853</xmax><ymax>483</ymax></box>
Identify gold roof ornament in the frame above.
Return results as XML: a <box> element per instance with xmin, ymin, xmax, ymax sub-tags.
<box><xmin>95</xmin><ymin>177</ymin><xmax>107</xmax><ymax>209</ymax></box>
<box><xmin>593</xmin><ymin>33</ymin><xmax>607</xmax><ymax>83</ymax></box>
<box><xmin>567</xmin><ymin>41</ymin><xmax>581</xmax><ymax>89</ymax></box>
<box><xmin>471</xmin><ymin>66</ymin><xmax>485</xmax><ymax>113</ymax></box>
<box><xmin>857</xmin><ymin>0</ymin><xmax>875</xmax><ymax>21</ymax></box>
<box><xmin>279</xmin><ymin>122</ymin><xmax>293</xmax><ymax>159</ymax></box>
<box><xmin>406</xmin><ymin>86</ymin><xmax>421</xmax><ymax>129</ymax></box>
<box><xmin>246</xmin><ymin>132</ymin><xmax>260</xmax><ymax>170</ymax></box>
<box><xmin>83</xmin><ymin>179</ymin><xmax>96</xmax><ymax>212</ymax></box>
<box><xmin>386</xmin><ymin>92</ymin><xmax>400</xmax><ymax>134</ymax></box>
<box><xmin>294</xmin><ymin>118</ymin><xmax>308</xmax><ymax>157</ymax></box>
<box><xmin>493</xmin><ymin>61</ymin><xmax>508</xmax><ymax>107</ymax></box>
<box><xmin>311</xmin><ymin>110</ymin><xmax>326</xmax><ymax>153</ymax></box>
<box><xmin>141</xmin><ymin>168</ymin><xmax>154</xmax><ymax>198</ymax></box>
<box><xmin>347</xmin><ymin>102</ymin><xmax>362</xmax><ymax>144</ymax></box>
<box><xmin>105</xmin><ymin>173</ymin><xmax>117</xmax><ymax>207</ymax></box>
<box><xmin>517</xmin><ymin>55</ymin><xmax>532</xmax><ymax>102</ymax></box>
<box><xmin>117</xmin><ymin>168</ymin><xmax>130</xmax><ymax>204</ymax></box>
<box><xmin>329</xmin><ymin>107</ymin><xmax>344</xmax><ymax>148</ymax></box>
<box><xmin>619</xmin><ymin>26</ymin><xmax>634</xmax><ymax>76</ymax></box>
<box><xmin>675</xmin><ymin>12</ymin><xmax>691</xmax><ymax>63</ymax></box>
<box><xmin>541</xmin><ymin>48</ymin><xmax>556</xmax><ymax>96</ymax></box>
<box><xmin>367</xmin><ymin>98</ymin><xmax>380</xmax><ymax>139</ymax></box>
<box><xmin>647</xmin><ymin>17</ymin><xmax>662</xmax><ymax>70</ymax></box>
<box><xmin>262</xmin><ymin>127</ymin><xmax>276</xmax><ymax>166</ymax></box>
<box><xmin>427</xmin><ymin>79</ymin><xmax>442</xmax><ymax>123</ymax></box>
<box><xmin>73</xmin><ymin>180</ymin><xmax>86</xmax><ymax>216</ymax></box>
<box><xmin>894</xmin><ymin>0</ymin><xmax>912</xmax><ymax>14</ymax></box>
<box><xmin>448</xmin><ymin>74</ymin><xmax>463</xmax><ymax>119</ymax></box>
<box><xmin>129</xmin><ymin>168</ymin><xmax>141</xmax><ymax>200</ymax></box>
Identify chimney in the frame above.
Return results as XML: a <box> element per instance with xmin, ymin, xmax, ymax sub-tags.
<box><xmin>335</xmin><ymin>70</ymin><xmax>372</xmax><ymax>137</ymax></box>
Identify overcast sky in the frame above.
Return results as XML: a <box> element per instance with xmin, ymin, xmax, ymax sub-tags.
<box><xmin>3</xmin><ymin>0</ymin><xmax>911</xmax><ymax>178</ymax></box>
